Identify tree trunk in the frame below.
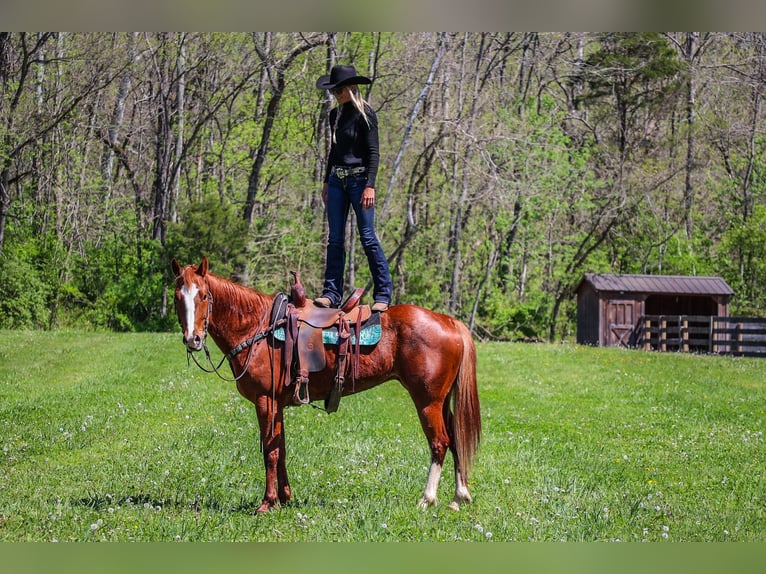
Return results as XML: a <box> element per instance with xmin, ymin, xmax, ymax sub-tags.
<box><xmin>683</xmin><ymin>32</ymin><xmax>699</xmax><ymax>239</ymax></box>
<box><xmin>0</xmin><ymin>33</ymin><xmax>12</xmax><ymax>253</ymax></box>
<box><xmin>171</xmin><ymin>34</ymin><xmax>186</xmax><ymax>225</ymax></box>
<box><xmin>448</xmin><ymin>33</ymin><xmax>484</xmax><ymax>316</ymax></box>
<box><xmin>101</xmin><ymin>33</ymin><xmax>136</xmax><ymax>205</ymax></box>
<box><xmin>380</xmin><ymin>33</ymin><xmax>447</xmax><ymax>221</ymax></box>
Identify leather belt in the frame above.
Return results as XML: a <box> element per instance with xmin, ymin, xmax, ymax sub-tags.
<box><xmin>332</xmin><ymin>166</ymin><xmax>367</xmax><ymax>179</ymax></box>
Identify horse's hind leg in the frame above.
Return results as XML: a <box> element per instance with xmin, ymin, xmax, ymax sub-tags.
<box><xmin>415</xmin><ymin>404</ymin><xmax>450</xmax><ymax>509</ymax></box>
<box><xmin>419</xmin><ymin>460</ymin><xmax>444</xmax><ymax>509</ymax></box>
<box><xmin>444</xmin><ymin>404</ymin><xmax>472</xmax><ymax>510</ymax></box>
<box><xmin>416</xmin><ymin>400</ymin><xmax>473</xmax><ymax>511</ymax></box>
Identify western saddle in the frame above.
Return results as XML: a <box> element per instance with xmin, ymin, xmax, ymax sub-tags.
<box><xmin>281</xmin><ymin>272</ymin><xmax>372</xmax><ymax>412</ymax></box>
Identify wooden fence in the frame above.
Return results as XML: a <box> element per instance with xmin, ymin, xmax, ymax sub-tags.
<box><xmin>635</xmin><ymin>315</ymin><xmax>766</xmax><ymax>357</ymax></box>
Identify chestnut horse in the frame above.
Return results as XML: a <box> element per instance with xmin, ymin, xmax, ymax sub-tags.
<box><xmin>171</xmin><ymin>256</ymin><xmax>481</xmax><ymax>512</ymax></box>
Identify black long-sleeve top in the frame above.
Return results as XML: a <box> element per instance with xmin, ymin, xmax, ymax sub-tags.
<box><xmin>324</xmin><ymin>101</ymin><xmax>379</xmax><ymax>189</ymax></box>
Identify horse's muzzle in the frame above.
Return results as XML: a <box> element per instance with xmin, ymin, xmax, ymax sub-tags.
<box><xmin>183</xmin><ymin>334</ymin><xmax>204</xmax><ymax>352</ymax></box>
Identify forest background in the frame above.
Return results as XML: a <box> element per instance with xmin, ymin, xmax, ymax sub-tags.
<box><xmin>2</xmin><ymin>32</ymin><xmax>766</xmax><ymax>341</ymax></box>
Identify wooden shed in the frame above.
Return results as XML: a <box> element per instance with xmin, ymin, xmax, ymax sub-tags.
<box><xmin>576</xmin><ymin>273</ymin><xmax>733</xmax><ymax>348</ymax></box>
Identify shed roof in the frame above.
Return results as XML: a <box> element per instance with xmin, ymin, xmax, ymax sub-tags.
<box><xmin>580</xmin><ymin>273</ymin><xmax>734</xmax><ymax>296</ymax></box>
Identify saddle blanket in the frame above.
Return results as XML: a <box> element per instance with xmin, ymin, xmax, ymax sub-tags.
<box><xmin>273</xmin><ymin>312</ymin><xmax>382</xmax><ymax>346</ymax></box>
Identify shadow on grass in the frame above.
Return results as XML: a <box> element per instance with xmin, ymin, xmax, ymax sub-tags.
<box><xmin>69</xmin><ymin>490</ymin><xmax>320</xmax><ymax>515</ymax></box>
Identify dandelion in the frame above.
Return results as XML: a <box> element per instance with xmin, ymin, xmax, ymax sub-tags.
<box><xmin>474</xmin><ymin>524</ymin><xmax>484</xmax><ymax>533</ymax></box>
<box><xmin>485</xmin><ymin>532</ymin><xmax>493</xmax><ymax>539</ymax></box>
<box><xmin>381</xmin><ymin>523</ymin><xmax>388</xmax><ymax>529</ymax></box>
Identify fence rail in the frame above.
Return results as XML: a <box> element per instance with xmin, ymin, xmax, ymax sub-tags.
<box><xmin>636</xmin><ymin>315</ymin><xmax>766</xmax><ymax>357</ymax></box>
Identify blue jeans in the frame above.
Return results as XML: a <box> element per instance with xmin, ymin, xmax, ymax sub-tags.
<box><xmin>322</xmin><ymin>172</ymin><xmax>392</xmax><ymax>306</ymax></box>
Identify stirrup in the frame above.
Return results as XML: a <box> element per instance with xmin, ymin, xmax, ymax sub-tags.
<box><xmin>293</xmin><ymin>375</ymin><xmax>310</xmax><ymax>405</ymax></box>
<box><xmin>371</xmin><ymin>301</ymin><xmax>389</xmax><ymax>312</ymax></box>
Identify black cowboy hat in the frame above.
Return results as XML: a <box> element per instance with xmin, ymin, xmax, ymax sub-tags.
<box><xmin>316</xmin><ymin>64</ymin><xmax>372</xmax><ymax>90</ymax></box>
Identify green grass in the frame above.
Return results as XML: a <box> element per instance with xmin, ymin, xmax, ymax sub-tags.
<box><xmin>0</xmin><ymin>331</ymin><xmax>764</xmax><ymax>541</ymax></box>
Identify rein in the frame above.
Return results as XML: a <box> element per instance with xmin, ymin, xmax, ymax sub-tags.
<box><xmin>186</xmin><ymin>287</ymin><xmax>285</xmax><ymax>383</ymax></box>
<box><xmin>187</xmin><ymin>334</ymin><xmax>267</xmax><ymax>382</ymax></box>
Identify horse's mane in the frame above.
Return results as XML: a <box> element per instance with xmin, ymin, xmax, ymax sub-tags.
<box><xmin>206</xmin><ymin>271</ymin><xmax>273</xmax><ymax>317</ymax></box>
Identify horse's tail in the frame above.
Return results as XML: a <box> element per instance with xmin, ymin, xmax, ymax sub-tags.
<box><xmin>452</xmin><ymin>320</ymin><xmax>481</xmax><ymax>479</ymax></box>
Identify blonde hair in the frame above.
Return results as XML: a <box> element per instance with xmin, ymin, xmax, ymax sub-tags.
<box><xmin>347</xmin><ymin>86</ymin><xmax>371</xmax><ymax>126</ymax></box>
<box><xmin>332</xmin><ymin>85</ymin><xmax>371</xmax><ymax>143</ymax></box>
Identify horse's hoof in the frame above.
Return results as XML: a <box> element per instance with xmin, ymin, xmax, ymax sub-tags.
<box><xmin>417</xmin><ymin>496</ymin><xmax>437</xmax><ymax>509</ymax></box>
<box><xmin>256</xmin><ymin>502</ymin><xmax>274</xmax><ymax>513</ymax></box>
<box><xmin>448</xmin><ymin>501</ymin><xmax>460</xmax><ymax>511</ymax></box>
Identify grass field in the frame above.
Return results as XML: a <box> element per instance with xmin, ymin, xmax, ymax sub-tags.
<box><xmin>0</xmin><ymin>330</ymin><xmax>764</xmax><ymax>542</ymax></box>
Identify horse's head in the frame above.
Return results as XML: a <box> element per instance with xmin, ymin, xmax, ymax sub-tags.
<box><xmin>171</xmin><ymin>256</ymin><xmax>211</xmax><ymax>352</ymax></box>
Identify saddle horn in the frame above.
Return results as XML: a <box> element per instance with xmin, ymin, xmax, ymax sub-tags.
<box><xmin>290</xmin><ymin>271</ymin><xmax>307</xmax><ymax>307</ymax></box>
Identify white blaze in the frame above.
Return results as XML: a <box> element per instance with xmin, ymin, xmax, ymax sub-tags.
<box><xmin>180</xmin><ymin>284</ymin><xmax>198</xmax><ymax>340</ymax></box>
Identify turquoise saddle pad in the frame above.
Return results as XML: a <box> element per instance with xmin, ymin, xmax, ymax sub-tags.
<box><xmin>274</xmin><ymin>322</ymin><xmax>381</xmax><ymax>346</ymax></box>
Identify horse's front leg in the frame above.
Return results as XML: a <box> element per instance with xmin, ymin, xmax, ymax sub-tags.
<box><xmin>254</xmin><ymin>395</ymin><xmax>291</xmax><ymax>512</ymax></box>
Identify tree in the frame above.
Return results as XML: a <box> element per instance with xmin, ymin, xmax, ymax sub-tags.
<box><xmin>243</xmin><ymin>32</ymin><xmax>329</xmax><ymax>226</ymax></box>
<box><xmin>574</xmin><ymin>33</ymin><xmax>685</xmax><ymax>161</ymax></box>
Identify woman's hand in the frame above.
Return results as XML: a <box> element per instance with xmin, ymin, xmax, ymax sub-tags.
<box><xmin>362</xmin><ymin>187</ymin><xmax>375</xmax><ymax>209</ymax></box>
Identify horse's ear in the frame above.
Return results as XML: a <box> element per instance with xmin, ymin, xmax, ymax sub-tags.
<box><xmin>197</xmin><ymin>255</ymin><xmax>209</xmax><ymax>277</ymax></box>
<box><xmin>171</xmin><ymin>258</ymin><xmax>182</xmax><ymax>277</ymax></box>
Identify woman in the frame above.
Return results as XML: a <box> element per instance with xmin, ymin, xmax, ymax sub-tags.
<box><xmin>315</xmin><ymin>64</ymin><xmax>392</xmax><ymax>312</ymax></box>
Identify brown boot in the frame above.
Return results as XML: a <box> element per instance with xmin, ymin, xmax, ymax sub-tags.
<box><xmin>371</xmin><ymin>301</ymin><xmax>389</xmax><ymax>312</ymax></box>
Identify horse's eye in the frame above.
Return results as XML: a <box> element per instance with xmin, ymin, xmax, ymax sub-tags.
<box><xmin>200</xmin><ymin>293</ymin><xmax>208</xmax><ymax>301</ymax></box>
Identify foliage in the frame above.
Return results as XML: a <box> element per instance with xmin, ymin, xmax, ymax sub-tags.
<box><xmin>479</xmin><ymin>289</ymin><xmax>550</xmax><ymax>340</ymax></box>
<box><xmin>0</xmin><ymin>331</ymin><xmax>764</xmax><ymax>541</ymax></box>
<box><xmin>0</xmin><ymin>243</ymin><xmax>51</xmax><ymax>329</ymax></box>
<box><xmin>165</xmin><ymin>195</ymin><xmax>250</xmax><ymax>280</ymax></box>
<box><xmin>574</xmin><ymin>32</ymin><xmax>686</xmax><ymax>156</ymax></box>
<box><xmin>719</xmin><ymin>205</ymin><xmax>766</xmax><ymax>315</ymax></box>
